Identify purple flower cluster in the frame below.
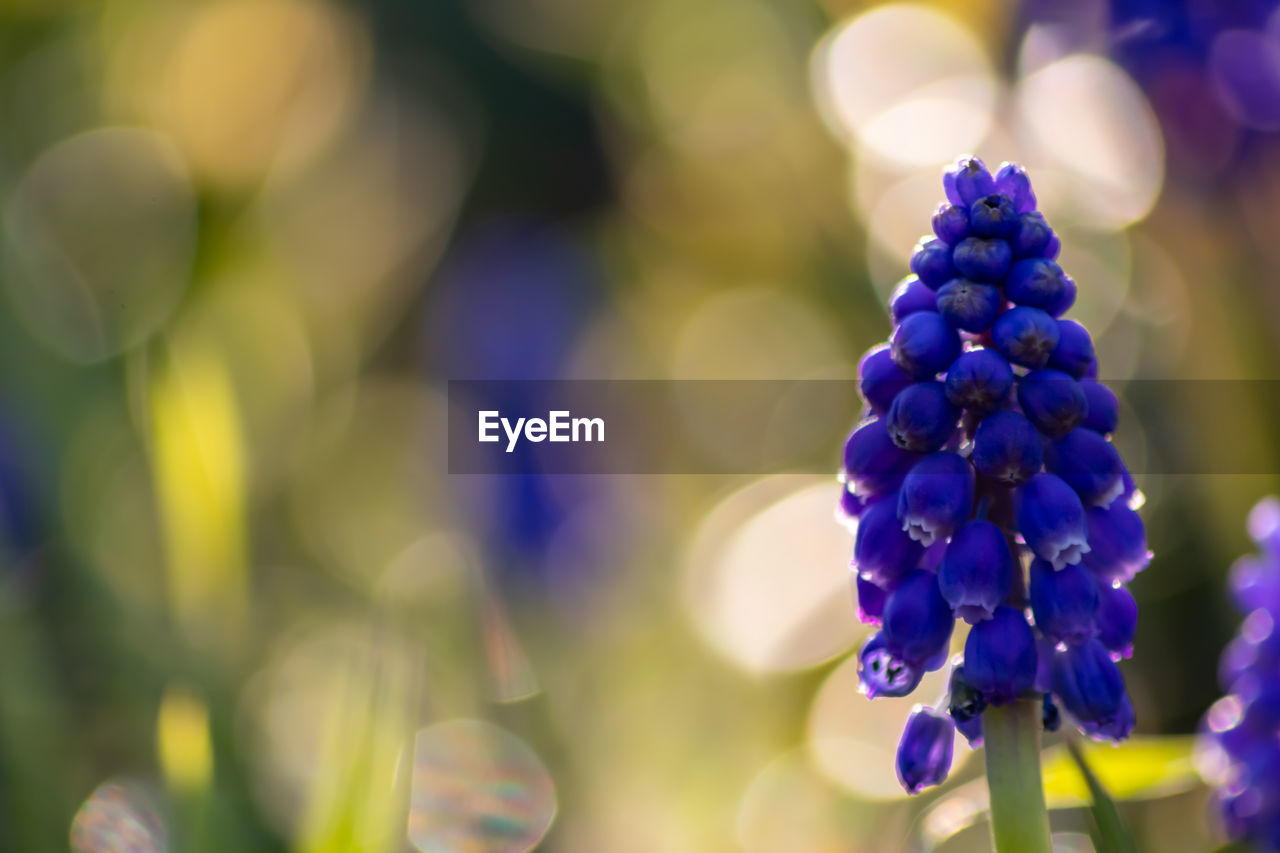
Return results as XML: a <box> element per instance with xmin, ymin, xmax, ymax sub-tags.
<box><xmin>1198</xmin><ymin>497</ymin><xmax>1280</xmax><ymax>848</ymax></box>
<box><xmin>836</xmin><ymin>156</ymin><xmax>1150</xmax><ymax>795</ymax></box>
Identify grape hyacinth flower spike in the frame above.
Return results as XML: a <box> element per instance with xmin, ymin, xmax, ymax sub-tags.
<box><xmin>837</xmin><ymin>156</ymin><xmax>1151</xmax><ymax>853</ymax></box>
<box><xmin>1197</xmin><ymin>497</ymin><xmax>1280</xmax><ymax>849</ymax></box>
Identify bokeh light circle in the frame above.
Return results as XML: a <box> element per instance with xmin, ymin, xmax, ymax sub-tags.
<box><xmin>684</xmin><ymin>476</ymin><xmax>864</xmax><ymax>674</ymax></box>
<box><xmin>70</xmin><ymin>779</ymin><xmax>167</xmax><ymax>853</ymax></box>
<box><xmin>814</xmin><ymin>4</ymin><xmax>995</xmax><ymax>166</ymax></box>
<box><xmin>5</xmin><ymin>127</ymin><xmax>195</xmax><ymax>362</ymax></box>
<box><xmin>409</xmin><ymin>719</ymin><xmax>557</xmax><ymax>853</ymax></box>
<box><xmin>1017</xmin><ymin>55</ymin><xmax>1164</xmax><ymax>229</ymax></box>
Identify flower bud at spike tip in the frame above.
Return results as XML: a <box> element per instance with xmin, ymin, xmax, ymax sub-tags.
<box><xmin>994</xmin><ymin>162</ymin><xmax>1036</xmax><ymax>212</ymax></box>
<box><xmin>944</xmin><ymin>156</ymin><xmax>996</xmax><ymax>207</ymax></box>
<box><xmin>968</xmin><ymin>194</ymin><xmax>1018</xmax><ymax>238</ymax></box>
<box><xmin>910</xmin><ymin>238</ymin><xmax>957</xmax><ymax>289</ymax></box>
<box><xmin>896</xmin><ymin>706</ymin><xmax>955</xmax><ymax>794</ymax></box>
<box><xmin>932</xmin><ymin>203</ymin><xmax>970</xmax><ymax>245</ymax></box>
<box><xmin>952</xmin><ymin>236</ymin><xmax>1012</xmax><ymax>282</ymax></box>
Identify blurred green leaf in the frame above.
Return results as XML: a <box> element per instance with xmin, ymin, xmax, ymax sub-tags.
<box><xmin>1066</xmin><ymin>738</ymin><xmax>1137</xmax><ymax>853</ymax></box>
<box><xmin>1041</xmin><ymin>736</ymin><xmax>1200</xmax><ymax>806</ymax></box>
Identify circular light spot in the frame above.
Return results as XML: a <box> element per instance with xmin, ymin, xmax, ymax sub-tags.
<box><xmin>409</xmin><ymin>719</ymin><xmax>556</xmax><ymax>853</ymax></box>
<box><xmin>5</xmin><ymin>128</ymin><xmax>195</xmax><ymax>362</ymax></box>
<box><xmin>814</xmin><ymin>5</ymin><xmax>995</xmax><ymax>165</ymax></box>
<box><xmin>70</xmin><ymin>779</ymin><xmax>167</xmax><ymax>853</ymax></box>
<box><xmin>1017</xmin><ymin>55</ymin><xmax>1164</xmax><ymax>229</ymax></box>
<box><xmin>684</xmin><ymin>477</ymin><xmax>864</xmax><ymax>674</ymax></box>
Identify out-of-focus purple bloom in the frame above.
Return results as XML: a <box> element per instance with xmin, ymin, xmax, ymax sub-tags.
<box><xmin>835</xmin><ymin>158</ymin><xmax>1149</xmax><ymax>794</ymax></box>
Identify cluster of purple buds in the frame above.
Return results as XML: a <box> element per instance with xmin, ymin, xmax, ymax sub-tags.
<box><xmin>1198</xmin><ymin>498</ymin><xmax>1280</xmax><ymax>848</ymax></box>
<box><xmin>837</xmin><ymin>156</ymin><xmax>1150</xmax><ymax>795</ymax></box>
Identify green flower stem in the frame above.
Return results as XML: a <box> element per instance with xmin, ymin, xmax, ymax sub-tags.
<box><xmin>984</xmin><ymin>698</ymin><xmax>1053</xmax><ymax>853</ymax></box>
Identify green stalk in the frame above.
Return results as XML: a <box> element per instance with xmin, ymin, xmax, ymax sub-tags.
<box><xmin>984</xmin><ymin>699</ymin><xmax>1053</xmax><ymax>853</ymax></box>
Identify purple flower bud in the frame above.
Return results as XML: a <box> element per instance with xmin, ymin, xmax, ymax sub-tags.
<box><xmin>1016</xmin><ymin>473</ymin><xmax>1090</xmax><ymax>569</ymax></box>
<box><xmin>896</xmin><ymin>706</ymin><xmax>955</xmax><ymax>794</ymax></box>
<box><xmin>890</xmin><ymin>312</ymin><xmax>962</xmax><ymax>379</ymax></box>
<box><xmin>1044</xmin><ymin>233</ymin><xmax>1061</xmax><ymax>261</ymax></box>
<box><xmin>1030</xmin><ymin>559</ymin><xmax>1099</xmax><ymax>645</ymax></box>
<box><xmin>887</xmin><ymin>382</ymin><xmax>960</xmax><ymax>453</ymax></box>
<box><xmin>992</xmin><ymin>306</ymin><xmax>1061</xmax><ymax>368</ymax></box>
<box><xmin>939</xmin><ymin>520</ymin><xmax>1014</xmax><ymax>623</ymax></box>
<box><xmin>1079</xmin><ymin>379</ymin><xmax>1119</xmax><ymax>434</ymax></box>
<box><xmin>855</xmin><ymin>574</ymin><xmax>887</xmax><ymax>625</ymax></box>
<box><xmin>932</xmin><ymin>203</ymin><xmax>970</xmax><ymax>245</ymax></box>
<box><xmin>994</xmin><ymin>162</ymin><xmax>1036</xmax><ymax>212</ymax></box>
<box><xmin>910</xmin><ymin>238</ymin><xmax>957</xmax><ymax>289</ymax></box>
<box><xmin>843</xmin><ymin>418</ymin><xmax>918</xmax><ymax>496</ymax></box>
<box><xmin>964</xmin><ymin>605</ymin><xmax>1038</xmax><ymax>705</ymax></box>
<box><xmin>947</xmin><ymin>662</ymin><xmax>987</xmax><ymax>723</ymax></box>
<box><xmin>1047</xmin><ymin>319</ymin><xmax>1095</xmax><ymax>378</ymax></box>
<box><xmin>1009</xmin><ymin>211</ymin><xmax>1052</xmax><ymax>258</ymax></box>
<box><xmin>955</xmin><ymin>711</ymin><xmax>983</xmax><ymax>746</ymax></box>
<box><xmin>898</xmin><ymin>452</ymin><xmax>974</xmax><ymax>546</ymax></box>
<box><xmin>1005</xmin><ymin>258</ymin><xmax>1069</xmax><ymax>311</ymax></box>
<box><xmin>1052</xmin><ymin>639</ymin><xmax>1132</xmax><ymax>741</ymax></box>
<box><xmin>890</xmin><ymin>275</ymin><xmax>939</xmax><ymax>325</ymax></box>
<box><xmin>1016</xmin><ymin>369</ymin><xmax>1087</xmax><ymax>438</ymax></box>
<box><xmin>1081</xmin><ymin>501</ymin><xmax>1150</xmax><ymax>583</ymax></box>
<box><xmin>944</xmin><ymin>156</ymin><xmax>996</xmax><ymax>207</ymax></box>
<box><xmin>952</xmin><ymin>236</ymin><xmax>1012</xmax><ymax>282</ymax></box>
<box><xmin>1044</xmin><ymin>428</ymin><xmax>1125</xmax><ymax>508</ymax></box>
<box><xmin>969</xmin><ymin>194</ymin><xmax>1018</xmax><ymax>238</ymax></box>
<box><xmin>1229</xmin><ymin>554</ymin><xmax>1280</xmax><ymax>615</ymax></box>
<box><xmin>858</xmin><ymin>346</ymin><xmax>914</xmax><ymax>416</ymax></box>
<box><xmin>973</xmin><ymin>410</ymin><xmax>1043</xmax><ymax>486</ymax></box>
<box><xmin>1043</xmin><ymin>273</ymin><xmax>1074</xmax><ymax>316</ymax></box>
<box><xmin>944</xmin><ymin>348</ymin><xmax>1013</xmax><ymax>413</ymax></box>
<box><xmin>883</xmin><ymin>569</ymin><xmax>955</xmax><ymax>671</ymax></box>
<box><xmin>1249</xmin><ymin>496</ymin><xmax>1280</xmax><ymax>558</ymax></box>
<box><xmin>836</xmin><ymin>488</ymin><xmax>866</xmax><ymax>531</ymax></box>
<box><xmin>855</xmin><ymin>496</ymin><xmax>925</xmax><ymax>587</ymax></box>
<box><xmin>936</xmin><ymin>279</ymin><xmax>1001</xmax><ymax>332</ymax></box>
<box><xmin>1096</xmin><ymin>580</ymin><xmax>1137</xmax><ymax>660</ymax></box>
<box><xmin>859</xmin><ymin>631</ymin><xmax>924</xmax><ymax>698</ymax></box>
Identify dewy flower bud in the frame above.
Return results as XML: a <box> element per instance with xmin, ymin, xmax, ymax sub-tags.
<box><xmin>968</xmin><ymin>194</ymin><xmax>1018</xmax><ymax>238</ymax></box>
<box><xmin>1095</xmin><ymin>580</ymin><xmax>1137</xmax><ymax>659</ymax></box>
<box><xmin>972</xmin><ymin>410</ymin><xmax>1043</xmax><ymax>485</ymax></box>
<box><xmin>854</xmin><ymin>496</ymin><xmax>925</xmax><ymax>588</ymax></box>
<box><xmin>890</xmin><ymin>276</ymin><xmax>939</xmax><ymax>325</ymax></box>
<box><xmin>994</xmin><ymin>162</ymin><xmax>1036</xmax><ymax>212</ymax></box>
<box><xmin>891</xmin><ymin>312</ymin><xmax>961</xmax><ymax>379</ymax></box>
<box><xmin>883</xmin><ymin>569</ymin><xmax>955</xmax><ymax>671</ymax></box>
<box><xmin>898</xmin><ymin>451</ymin><xmax>974</xmax><ymax>546</ymax></box>
<box><xmin>992</xmin><ymin>306</ymin><xmax>1061</xmax><ymax>368</ymax></box>
<box><xmin>1047</xmin><ymin>319</ymin><xmax>1096</xmax><ymax>379</ymax></box>
<box><xmin>936</xmin><ymin>279</ymin><xmax>1001</xmax><ymax>332</ymax></box>
<box><xmin>843</xmin><ymin>418</ymin><xmax>917</xmax><ymax>496</ymax></box>
<box><xmin>1078</xmin><ymin>379</ymin><xmax>1119</xmax><ymax>435</ymax></box>
<box><xmin>944</xmin><ymin>156</ymin><xmax>996</xmax><ymax>207</ymax></box>
<box><xmin>1044</xmin><ymin>428</ymin><xmax>1126</xmax><ymax>508</ymax></box>
<box><xmin>1005</xmin><ymin>258</ymin><xmax>1069</xmax><ymax>310</ymax></box>
<box><xmin>859</xmin><ymin>631</ymin><xmax>924</xmax><ymax>698</ymax></box>
<box><xmin>858</xmin><ymin>346</ymin><xmax>913</xmax><ymax>416</ymax></box>
<box><xmin>939</xmin><ymin>520</ymin><xmax>1014</xmax><ymax>623</ymax></box>
<box><xmin>964</xmin><ymin>605</ymin><xmax>1038</xmax><ymax>705</ymax></box>
<box><xmin>887</xmin><ymin>381</ymin><xmax>960</xmax><ymax>453</ymax></box>
<box><xmin>1016</xmin><ymin>473</ymin><xmax>1090</xmax><ymax>569</ymax></box>
<box><xmin>932</xmin><ymin>203</ymin><xmax>971</xmax><ymax>244</ymax></box>
<box><xmin>1082</xmin><ymin>501</ymin><xmax>1150</xmax><ymax>584</ymax></box>
<box><xmin>1030</xmin><ymin>559</ymin><xmax>1099</xmax><ymax>646</ymax></box>
<box><xmin>910</xmin><ymin>237</ymin><xmax>958</xmax><ymax>289</ymax></box>
<box><xmin>1051</xmin><ymin>639</ymin><xmax>1132</xmax><ymax>741</ymax></box>
<box><xmin>1016</xmin><ymin>369</ymin><xmax>1087</xmax><ymax>439</ymax></box>
<box><xmin>944</xmin><ymin>348</ymin><xmax>1013</xmax><ymax>413</ymax></box>
<box><xmin>952</xmin><ymin>236</ymin><xmax>1012</xmax><ymax>282</ymax></box>
<box><xmin>896</xmin><ymin>706</ymin><xmax>956</xmax><ymax>794</ymax></box>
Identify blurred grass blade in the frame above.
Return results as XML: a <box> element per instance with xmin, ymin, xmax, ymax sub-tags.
<box><xmin>1065</xmin><ymin>738</ymin><xmax>1136</xmax><ymax>853</ymax></box>
<box><xmin>1041</xmin><ymin>736</ymin><xmax>1199</xmax><ymax>804</ymax></box>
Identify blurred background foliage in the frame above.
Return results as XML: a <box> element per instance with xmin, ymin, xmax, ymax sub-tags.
<box><xmin>0</xmin><ymin>0</ymin><xmax>1277</xmax><ymax>850</ymax></box>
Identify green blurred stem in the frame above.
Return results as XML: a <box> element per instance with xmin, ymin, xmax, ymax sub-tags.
<box><xmin>984</xmin><ymin>699</ymin><xmax>1053</xmax><ymax>853</ymax></box>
